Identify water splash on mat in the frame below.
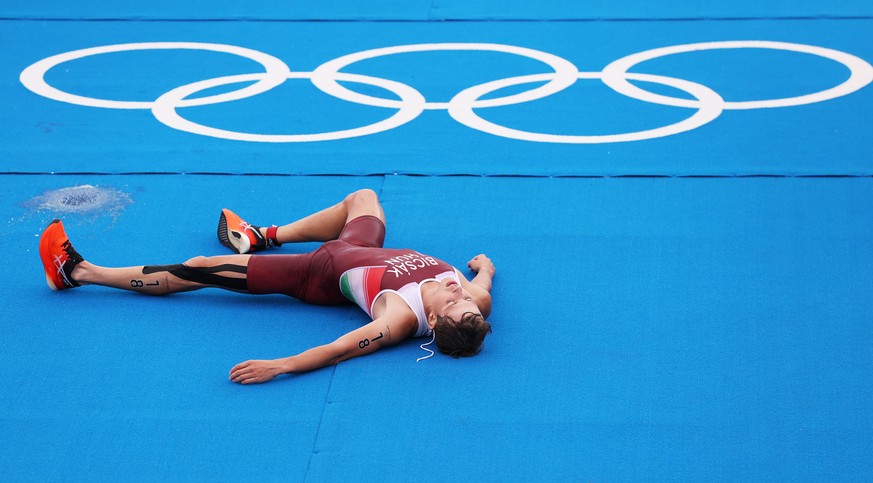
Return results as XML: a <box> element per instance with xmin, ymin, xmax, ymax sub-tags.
<box><xmin>22</xmin><ymin>185</ymin><xmax>133</xmax><ymax>221</ymax></box>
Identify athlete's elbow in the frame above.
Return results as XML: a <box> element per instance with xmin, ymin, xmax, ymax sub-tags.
<box><xmin>289</xmin><ymin>344</ymin><xmax>346</xmax><ymax>373</ymax></box>
<box><xmin>327</xmin><ymin>340</ymin><xmax>357</xmax><ymax>365</ymax></box>
<box><xmin>477</xmin><ymin>294</ymin><xmax>493</xmax><ymax>318</ymax></box>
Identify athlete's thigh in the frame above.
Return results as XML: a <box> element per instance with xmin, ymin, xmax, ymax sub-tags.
<box><xmin>338</xmin><ymin>215</ymin><xmax>386</xmax><ymax>248</ymax></box>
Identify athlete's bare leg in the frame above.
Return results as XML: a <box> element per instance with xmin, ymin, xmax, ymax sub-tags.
<box><xmin>269</xmin><ymin>189</ymin><xmax>385</xmax><ymax>243</ymax></box>
<box><xmin>51</xmin><ymin>190</ymin><xmax>385</xmax><ymax>294</ymax></box>
<box><xmin>70</xmin><ymin>255</ymin><xmax>251</xmax><ymax>295</ymax></box>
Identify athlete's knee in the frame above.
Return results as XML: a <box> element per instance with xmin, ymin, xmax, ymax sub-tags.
<box><xmin>355</xmin><ymin>188</ymin><xmax>378</xmax><ymax>201</ymax></box>
<box><xmin>183</xmin><ymin>256</ymin><xmax>210</xmax><ymax>267</ymax></box>
<box><xmin>346</xmin><ymin>189</ymin><xmax>378</xmax><ymax>207</ymax></box>
<box><xmin>344</xmin><ymin>189</ymin><xmax>383</xmax><ymax>221</ymax></box>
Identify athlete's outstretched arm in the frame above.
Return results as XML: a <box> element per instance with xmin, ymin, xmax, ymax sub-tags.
<box><xmin>459</xmin><ymin>254</ymin><xmax>495</xmax><ymax>318</ymax></box>
<box><xmin>229</xmin><ymin>313</ymin><xmax>416</xmax><ymax>384</ymax></box>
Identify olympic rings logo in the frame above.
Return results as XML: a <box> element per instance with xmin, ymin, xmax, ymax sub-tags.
<box><xmin>19</xmin><ymin>41</ymin><xmax>873</xmax><ymax>144</ymax></box>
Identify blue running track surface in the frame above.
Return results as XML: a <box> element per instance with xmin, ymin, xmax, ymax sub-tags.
<box><xmin>2</xmin><ymin>1</ymin><xmax>872</xmax><ymax>481</ymax></box>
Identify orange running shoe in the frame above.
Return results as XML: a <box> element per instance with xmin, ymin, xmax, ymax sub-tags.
<box><xmin>217</xmin><ymin>208</ymin><xmax>267</xmax><ymax>254</ymax></box>
<box><xmin>39</xmin><ymin>219</ymin><xmax>84</xmax><ymax>290</ymax></box>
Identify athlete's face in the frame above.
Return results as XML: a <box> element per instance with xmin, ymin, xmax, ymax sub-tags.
<box><xmin>430</xmin><ymin>278</ymin><xmax>481</xmax><ymax>322</ymax></box>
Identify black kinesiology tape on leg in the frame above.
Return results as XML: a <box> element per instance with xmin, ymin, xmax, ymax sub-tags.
<box><xmin>143</xmin><ymin>264</ymin><xmax>248</xmax><ymax>291</ymax></box>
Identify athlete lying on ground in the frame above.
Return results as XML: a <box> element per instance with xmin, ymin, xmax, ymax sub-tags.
<box><xmin>39</xmin><ymin>189</ymin><xmax>495</xmax><ymax>384</ymax></box>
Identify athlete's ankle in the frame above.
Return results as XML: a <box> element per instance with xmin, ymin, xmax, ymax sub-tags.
<box><xmin>69</xmin><ymin>260</ymin><xmax>90</xmax><ymax>285</ymax></box>
<box><xmin>264</xmin><ymin>226</ymin><xmax>283</xmax><ymax>247</ymax></box>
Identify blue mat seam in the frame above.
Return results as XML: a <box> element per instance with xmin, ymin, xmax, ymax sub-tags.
<box><xmin>3</xmin><ymin>16</ymin><xmax>873</xmax><ymax>23</ymax></box>
<box><xmin>303</xmin><ymin>364</ymin><xmax>339</xmax><ymax>481</ymax></box>
<box><xmin>5</xmin><ymin>172</ymin><xmax>873</xmax><ymax>179</ymax></box>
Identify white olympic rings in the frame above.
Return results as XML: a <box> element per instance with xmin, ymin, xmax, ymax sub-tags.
<box><xmin>601</xmin><ymin>41</ymin><xmax>873</xmax><ymax>110</ymax></box>
<box><xmin>449</xmin><ymin>71</ymin><xmax>724</xmax><ymax>143</ymax></box>
<box><xmin>152</xmin><ymin>71</ymin><xmax>425</xmax><ymax>142</ymax></box>
<box><xmin>19</xmin><ymin>40</ymin><xmax>873</xmax><ymax>144</ymax></box>
<box><xmin>19</xmin><ymin>42</ymin><xmax>291</xmax><ymax>109</ymax></box>
<box><xmin>310</xmin><ymin>43</ymin><xmax>579</xmax><ymax>110</ymax></box>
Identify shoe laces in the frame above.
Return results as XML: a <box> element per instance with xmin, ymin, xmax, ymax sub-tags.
<box><xmin>53</xmin><ymin>240</ymin><xmax>75</xmax><ymax>287</ymax></box>
<box><xmin>54</xmin><ymin>239</ymin><xmax>82</xmax><ymax>287</ymax></box>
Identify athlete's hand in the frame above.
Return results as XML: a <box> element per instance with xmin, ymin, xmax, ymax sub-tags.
<box><xmin>230</xmin><ymin>359</ymin><xmax>285</xmax><ymax>385</ymax></box>
<box><xmin>467</xmin><ymin>254</ymin><xmax>495</xmax><ymax>277</ymax></box>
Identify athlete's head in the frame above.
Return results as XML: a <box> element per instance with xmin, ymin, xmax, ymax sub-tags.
<box><xmin>432</xmin><ymin>311</ymin><xmax>492</xmax><ymax>357</ymax></box>
<box><xmin>426</xmin><ymin>278</ymin><xmax>491</xmax><ymax>357</ymax></box>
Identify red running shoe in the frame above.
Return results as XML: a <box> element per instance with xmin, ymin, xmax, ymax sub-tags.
<box><xmin>217</xmin><ymin>208</ymin><xmax>267</xmax><ymax>254</ymax></box>
<box><xmin>39</xmin><ymin>219</ymin><xmax>83</xmax><ymax>290</ymax></box>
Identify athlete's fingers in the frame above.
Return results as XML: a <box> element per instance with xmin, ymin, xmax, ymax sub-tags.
<box><xmin>230</xmin><ymin>361</ymin><xmax>253</xmax><ymax>382</ymax></box>
<box><xmin>467</xmin><ymin>254</ymin><xmax>493</xmax><ymax>271</ymax></box>
<box><xmin>231</xmin><ymin>371</ymin><xmax>252</xmax><ymax>382</ymax></box>
<box><xmin>238</xmin><ymin>372</ymin><xmax>264</xmax><ymax>384</ymax></box>
<box><xmin>230</xmin><ymin>360</ymin><xmax>278</xmax><ymax>384</ymax></box>
<box><xmin>232</xmin><ymin>373</ymin><xmax>255</xmax><ymax>384</ymax></box>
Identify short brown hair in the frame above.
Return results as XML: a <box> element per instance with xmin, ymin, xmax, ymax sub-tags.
<box><xmin>433</xmin><ymin>312</ymin><xmax>492</xmax><ymax>358</ymax></box>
